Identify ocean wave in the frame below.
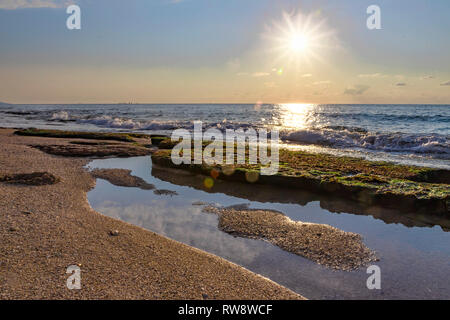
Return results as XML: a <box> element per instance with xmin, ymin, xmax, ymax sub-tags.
<box><xmin>281</xmin><ymin>127</ymin><xmax>450</xmax><ymax>156</ymax></box>
<box><xmin>44</xmin><ymin>111</ymin><xmax>449</xmax><ymax>158</ymax></box>
<box><xmin>77</xmin><ymin>115</ymin><xmax>257</xmax><ymax>131</ymax></box>
<box><xmin>317</xmin><ymin>112</ymin><xmax>450</xmax><ymax>122</ymax></box>
<box><xmin>51</xmin><ymin>111</ymin><xmax>71</xmax><ymax>121</ymax></box>
<box><xmin>78</xmin><ymin>115</ymin><xmax>188</xmax><ymax>130</ymax></box>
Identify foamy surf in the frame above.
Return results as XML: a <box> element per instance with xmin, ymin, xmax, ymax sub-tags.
<box><xmin>281</xmin><ymin>127</ymin><xmax>450</xmax><ymax>158</ymax></box>
<box><xmin>0</xmin><ymin>103</ymin><xmax>448</xmax><ymax>167</ymax></box>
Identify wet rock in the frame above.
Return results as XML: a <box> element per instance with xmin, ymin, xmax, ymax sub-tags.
<box><xmin>153</xmin><ymin>189</ymin><xmax>178</xmax><ymax>196</ymax></box>
<box><xmin>192</xmin><ymin>201</ymin><xmax>208</xmax><ymax>206</ymax></box>
<box><xmin>91</xmin><ymin>169</ymin><xmax>155</xmax><ymax>190</ymax></box>
<box><xmin>31</xmin><ymin>144</ymin><xmax>151</xmax><ymax>158</ymax></box>
<box><xmin>0</xmin><ymin>172</ymin><xmax>60</xmax><ymax>186</ymax></box>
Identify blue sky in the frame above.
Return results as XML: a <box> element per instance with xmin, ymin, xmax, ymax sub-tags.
<box><xmin>0</xmin><ymin>0</ymin><xmax>449</xmax><ymax>103</ymax></box>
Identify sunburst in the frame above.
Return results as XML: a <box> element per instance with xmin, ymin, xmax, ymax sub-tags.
<box><xmin>264</xmin><ymin>11</ymin><xmax>335</xmax><ymax>69</ymax></box>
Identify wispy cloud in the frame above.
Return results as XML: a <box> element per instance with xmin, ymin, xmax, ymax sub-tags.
<box><xmin>301</xmin><ymin>73</ymin><xmax>312</xmax><ymax>78</ymax></box>
<box><xmin>236</xmin><ymin>71</ymin><xmax>271</xmax><ymax>77</ymax></box>
<box><xmin>421</xmin><ymin>75</ymin><xmax>434</xmax><ymax>80</ymax></box>
<box><xmin>395</xmin><ymin>82</ymin><xmax>407</xmax><ymax>86</ymax></box>
<box><xmin>312</xmin><ymin>80</ymin><xmax>331</xmax><ymax>85</ymax></box>
<box><xmin>344</xmin><ymin>84</ymin><xmax>370</xmax><ymax>95</ymax></box>
<box><xmin>440</xmin><ymin>81</ymin><xmax>450</xmax><ymax>86</ymax></box>
<box><xmin>0</xmin><ymin>0</ymin><xmax>73</xmax><ymax>10</ymax></box>
<box><xmin>358</xmin><ymin>73</ymin><xmax>383</xmax><ymax>78</ymax></box>
<box><xmin>251</xmin><ymin>72</ymin><xmax>270</xmax><ymax>77</ymax></box>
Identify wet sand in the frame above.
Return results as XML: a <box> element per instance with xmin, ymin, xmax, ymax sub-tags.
<box><xmin>202</xmin><ymin>206</ymin><xmax>377</xmax><ymax>271</ymax></box>
<box><xmin>0</xmin><ymin>128</ymin><xmax>302</xmax><ymax>299</ymax></box>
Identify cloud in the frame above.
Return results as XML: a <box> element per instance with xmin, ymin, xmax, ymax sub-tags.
<box><xmin>251</xmin><ymin>72</ymin><xmax>270</xmax><ymax>77</ymax></box>
<box><xmin>395</xmin><ymin>82</ymin><xmax>407</xmax><ymax>86</ymax></box>
<box><xmin>358</xmin><ymin>73</ymin><xmax>383</xmax><ymax>78</ymax></box>
<box><xmin>440</xmin><ymin>81</ymin><xmax>450</xmax><ymax>86</ymax></box>
<box><xmin>0</xmin><ymin>0</ymin><xmax>73</xmax><ymax>9</ymax></box>
<box><xmin>421</xmin><ymin>75</ymin><xmax>434</xmax><ymax>80</ymax></box>
<box><xmin>344</xmin><ymin>84</ymin><xmax>370</xmax><ymax>95</ymax></box>
<box><xmin>312</xmin><ymin>80</ymin><xmax>331</xmax><ymax>85</ymax></box>
<box><xmin>236</xmin><ymin>72</ymin><xmax>271</xmax><ymax>77</ymax></box>
<box><xmin>301</xmin><ymin>73</ymin><xmax>312</xmax><ymax>78</ymax></box>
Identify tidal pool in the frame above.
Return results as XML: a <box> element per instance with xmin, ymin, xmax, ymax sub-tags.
<box><xmin>87</xmin><ymin>156</ymin><xmax>450</xmax><ymax>299</ymax></box>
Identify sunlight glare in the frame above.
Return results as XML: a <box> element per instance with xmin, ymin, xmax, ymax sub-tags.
<box><xmin>264</xmin><ymin>11</ymin><xmax>335</xmax><ymax>69</ymax></box>
<box><xmin>278</xmin><ymin>103</ymin><xmax>315</xmax><ymax>130</ymax></box>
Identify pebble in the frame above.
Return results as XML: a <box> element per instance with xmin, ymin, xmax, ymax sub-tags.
<box><xmin>109</xmin><ymin>230</ymin><xmax>120</xmax><ymax>236</ymax></box>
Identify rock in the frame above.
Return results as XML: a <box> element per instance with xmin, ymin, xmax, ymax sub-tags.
<box><xmin>192</xmin><ymin>201</ymin><xmax>207</xmax><ymax>206</ymax></box>
<box><xmin>0</xmin><ymin>172</ymin><xmax>60</xmax><ymax>186</ymax></box>
<box><xmin>91</xmin><ymin>169</ymin><xmax>155</xmax><ymax>190</ymax></box>
<box><xmin>109</xmin><ymin>230</ymin><xmax>120</xmax><ymax>236</ymax></box>
<box><xmin>202</xmin><ymin>293</ymin><xmax>209</xmax><ymax>299</ymax></box>
<box><xmin>153</xmin><ymin>189</ymin><xmax>178</xmax><ymax>196</ymax></box>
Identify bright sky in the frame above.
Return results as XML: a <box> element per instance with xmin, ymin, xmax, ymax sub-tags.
<box><xmin>0</xmin><ymin>0</ymin><xmax>449</xmax><ymax>104</ymax></box>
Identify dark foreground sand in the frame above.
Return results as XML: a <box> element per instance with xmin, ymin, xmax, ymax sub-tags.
<box><xmin>0</xmin><ymin>128</ymin><xmax>302</xmax><ymax>299</ymax></box>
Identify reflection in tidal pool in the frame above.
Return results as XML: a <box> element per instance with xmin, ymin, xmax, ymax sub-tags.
<box><xmin>87</xmin><ymin>156</ymin><xmax>450</xmax><ymax>299</ymax></box>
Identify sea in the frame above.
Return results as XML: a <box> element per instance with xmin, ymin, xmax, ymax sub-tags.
<box><xmin>0</xmin><ymin>103</ymin><xmax>449</xmax><ymax>169</ymax></box>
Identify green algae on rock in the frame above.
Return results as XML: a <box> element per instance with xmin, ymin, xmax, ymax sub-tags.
<box><xmin>151</xmin><ymin>148</ymin><xmax>450</xmax><ymax>215</ymax></box>
<box><xmin>15</xmin><ymin>128</ymin><xmax>149</xmax><ymax>143</ymax></box>
<box><xmin>31</xmin><ymin>143</ymin><xmax>152</xmax><ymax>158</ymax></box>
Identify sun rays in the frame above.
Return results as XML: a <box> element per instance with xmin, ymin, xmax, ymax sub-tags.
<box><xmin>264</xmin><ymin>11</ymin><xmax>336</xmax><ymax>70</ymax></box>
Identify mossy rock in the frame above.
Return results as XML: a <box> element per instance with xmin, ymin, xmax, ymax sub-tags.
<box><xmin>151</xmin><ymin>148</ymin><xmax>450</xmax><ymax>215</ymax></box>
<box><xmin>15</xmin><ymin>128</ymin><xmax>148</xmax><ymax>143</ymax></box>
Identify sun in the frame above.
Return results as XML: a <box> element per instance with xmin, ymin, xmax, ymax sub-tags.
<box><xmin>264</xmin><ymin>11</ymin><xmax>335</xmax><ymax>68</ymax></box>
<box><xmin>289</xmin><ymin>33</ymin><xmax>309</xmax><ymax>53</ymax></box>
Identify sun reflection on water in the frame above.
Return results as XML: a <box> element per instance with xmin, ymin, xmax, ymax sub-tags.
<box><xmin>275</xmin><ymin>103</ymin><xmax>316</xmax><ymax>130</ymax></box>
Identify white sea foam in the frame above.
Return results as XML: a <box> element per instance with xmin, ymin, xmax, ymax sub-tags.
<box><xmin>79</xmin><ymin>115</ymin><xmax>182</xmax><ymax>130</ymax></box>
<box><xmin>281</xmin><ymin>128</ymin><xmax>450</xmax><ymax>156</ymax></box>
<box><xmin>51</xmin><ymin>111</ymin><xmax>70</xmax><ymax>121</ymax></box>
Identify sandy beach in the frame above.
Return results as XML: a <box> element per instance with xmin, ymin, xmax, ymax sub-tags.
<box><xmin>0</xmin><ymin>128</ymin><xmax>302</xmax><ymax>299</ymax></box>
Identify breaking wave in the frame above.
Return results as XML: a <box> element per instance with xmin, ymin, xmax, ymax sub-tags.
<box><xmin>45</xmin><ymin>109</ymin><xmax>450</xmax><ymax>159</ymax></box>
<box><xmin>281</xmin><ymin>127</ymin><xmax>450</xmax><ymax>157</ymax></box>
<box><xmin>52</xmin><ymin>114</ymin><xmax>257</xmax><ymax>131</ymax></box>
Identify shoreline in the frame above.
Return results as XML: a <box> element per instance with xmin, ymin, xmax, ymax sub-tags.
<box><xmin>0</xmin><ymin>128</ymin><xmax>303</xmax><ymax>299</ymax></box>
